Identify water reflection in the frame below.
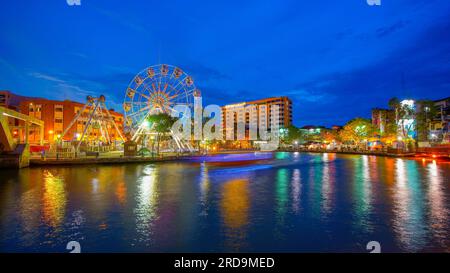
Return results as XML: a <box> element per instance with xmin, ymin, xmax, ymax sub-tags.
<box><xmin>427</xmin><ymin>161</ymin><xmax>449</xmax><ymax>248</ymax></box>
<box><xmin>276</xmin><ymin>169</ymin><xmax>289</xmax><ymax>219</ymax></box>
<box><xmin>115</xmin><ymin>180</ymin><xmax>127</xmax><ymax>206</ymax></box>
<box><xmin>308</xmin><ymin>155</ymin><xmax>325</xmax><ymax>219</ymax></box>
<box><xmin>18</xmin><ymin>169</ymin><xmax>41</xmax><ymax>247</ymax></box>
<box><xmin>1</xmin><ymin>153</ymin><xmax>450</xmax><ymax>252</ymax></box>
<box><xmin>351</xmin><ymin>155</ymin><xmax>372</xmax><ymax>233</ymax></box>
<box><xmin>392</xmin><ymin>159</ymin><xmax>427</xmax><ymax>251</ymax></box>
<box><xmin>42</xmin><ymin>170</ymin><xmax>67</xmax><ymax>228</ymax></box>
<box><xmin>134</xmin><ymin>165</ymin><xmax>159</xmax><ymax>245</ymax></box>
<box><xmin>291</xmin><ymin>169</ymin><xmax>301</xmax><ymax>214</ymax></box>
<box><xmin>321</xmin><ymin>153</ymin><xmax>335</xmax><ymax>215</ymax></box>
<box><xmin>199</xmin><ymin>163</ymin><xmax>210</xmax><ymax>217</ymax></box>
<box><xmin>220</xmin><ymin>179</ymin><xmax>249</xmax><ymax>251</ymax></box>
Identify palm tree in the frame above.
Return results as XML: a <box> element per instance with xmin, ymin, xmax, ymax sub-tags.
<box><xmin>388</xmin><ymin>97</ymin><xmax>400</xmax><ymax>125</ymax></box>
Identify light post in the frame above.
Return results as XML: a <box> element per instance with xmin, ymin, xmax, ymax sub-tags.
<box><xmin>424</xmin><ymin>106</ymin><xmax>430</xmax><ymax>141</ymax></box>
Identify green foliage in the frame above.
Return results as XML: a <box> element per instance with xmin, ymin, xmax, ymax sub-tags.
<box><xmin>339</xmin><ymin>118</ymin><xmax>375</xmax><ymax>144</ymax></box>
<box><xmin>137</xmin><ymin>147</ymin><xmax>152</xmax><ymax>156</ymax></box>
<box><xmin>281</xmin><ymin>125</ymin><xmax>304</xmax><ymax>144</ymax></box>
<box><xmin>388</xmin><ymin>97</ymin><xmax>415</xmax><ymax>139</ymax></box>
<box><xmin>320</xmin><ymin>129</ymin><xmax>338</xmax><ymax>143</ymax></box>
<box><xmin>148</xmin><ymin>113</ymin><xmax>177</xmax><ymax>134</ymax></box>
<box><xmin>147</xmin><ymin>113</ymin><xmax>177</xmax><ymax>154</ymax></box>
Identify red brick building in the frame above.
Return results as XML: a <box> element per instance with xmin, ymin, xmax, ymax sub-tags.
<box><xmin>18</xmin><ymin>98</ymin><xmax>124</xmax><ymax>143</ymax></box>
<box><xmin>1</xmin><ymin>91</ymin><xmax>124</xmax><ymax>144</ymax></box>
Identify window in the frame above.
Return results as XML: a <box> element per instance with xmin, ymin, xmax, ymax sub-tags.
<box><xmin>55</xmin><ymin>105</ymin><xmax>63</xmax><ymax>112</ymax></box>
<box><xmin>55</xmin><ymin>118</ymin><xmax>63</xmax><ymax>123</ymax></box>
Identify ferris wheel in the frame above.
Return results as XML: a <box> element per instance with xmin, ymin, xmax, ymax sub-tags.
<box><xmin>123</xmin><ymin>64</ymin><xmax>199</xmax><ymax>142</ymax></box>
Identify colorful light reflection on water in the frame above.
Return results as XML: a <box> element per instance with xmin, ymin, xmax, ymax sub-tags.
<box><xmin>0</xmin><ymin>152</ymin><xmax>449</xmax><ymax>252</ymax></box>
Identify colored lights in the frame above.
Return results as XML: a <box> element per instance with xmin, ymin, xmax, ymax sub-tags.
<box><xmin>142</xmin><ymin>120</ymin><xmax>151</xmax><ymax>128</ymax></box>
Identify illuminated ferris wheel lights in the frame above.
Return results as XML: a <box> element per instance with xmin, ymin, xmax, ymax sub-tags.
<box><xmin>142</xmin><ymin>120</ymin><xmax>151</xmax><ymax>128</ymax></box>
<box><xmin>147</xmin><ymin>68</ymin><xmax>155</xmax><ymax>78</ymax></box>
<box><xmin>123</xmin><ymin>64</ymin><xmax>197</xmax><ymax>139</ymax></box>
<box><xmin>134</xmin><ymin>76</ymin><xmax>143</xmax><ymax>85</ymax></box>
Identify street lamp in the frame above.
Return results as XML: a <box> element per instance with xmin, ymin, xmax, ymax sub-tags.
<box><xmin>424</xmin><ymin>106</ymin><xmax>430</xmax><ymax>141</ymax></box>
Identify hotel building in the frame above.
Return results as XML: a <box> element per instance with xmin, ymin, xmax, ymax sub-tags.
<box><xmin>221</xmin><ymin>96</ymin><xmax>293</xmax><ymax>141</ymax></box>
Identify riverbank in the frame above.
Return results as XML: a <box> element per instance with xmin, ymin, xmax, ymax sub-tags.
<box><xmin>280</xmin><ymin>149</ymin><xmax>414</xmax><ymax>157</ymax></box>
<box><xmin>278</xmin><ymin>148</ymin><xmax>450</xmax><ymax>161</ymax></box>
<box><xmin>29</xmin><ymin>155</ymin><xmax>193</xmax><ymax>166</ymax></box>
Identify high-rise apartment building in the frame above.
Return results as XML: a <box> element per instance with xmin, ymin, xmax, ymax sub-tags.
<box><xmin>221</xmin><ymin>96</ymin><xmax>292</xmax><ymax>141</ymax></box>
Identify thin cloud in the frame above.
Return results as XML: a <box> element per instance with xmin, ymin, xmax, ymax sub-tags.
<box><xmin>29</xmin><ymin>72</ymin><xmax>65</xmax><ymax>83</ymax></box>
<box><xmin>30</xmin><ymin>72</ymin><xmax>101</xmax><ymax>101</ymax></box>
<box><xmin>376</xmin><ymin>20</ymin><xmax>410</xmax><ymax>38</ymax></box>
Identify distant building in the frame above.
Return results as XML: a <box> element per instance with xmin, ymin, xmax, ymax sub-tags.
<box><xmin>371</xmin><ymin>108</ymin><xmax>395</xmax><ymax>134</ymax></box>
<box><xmin>221</xmin><ymin>96</ymin><xmax>292</xmax><ymax>141</ymax></box>
<box><xmin>331</xmin><ymin>125</ymin><xmax>342</xmax><ymax>131</ymax></box>
<box><xmin>300</xmin><ymin>125</ymin><xmax>326</xmax><ymax>134</ymax></box>
<box><xmin>429</xmin><ymin>97</ymin><xmax>450</xmax><ymax>142</ymax></box>
<box><xmin>372</xmin><ymin>97</ymin><xmax>449</xmax><ymax>143</ymax></box>
<box><xmin>0</xmin><ymin>90</ymin><xmax>29</xmax><ymax>110</ymax></box>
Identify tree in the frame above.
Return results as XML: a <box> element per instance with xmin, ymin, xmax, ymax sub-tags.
<box><xmin>339</xmin><ymin>118</ymin><xmax>375</xmax><ymax>147</ymax></box>
<box><xmin>147</xmin><ymin>113</ymin><xmax>177</xmax><ymax>155</ymax></box>
<box><xmin>380</xmin><ymin>122</ymin><xmax>397</xmax><ymax>146</ymax></box>
<box><xmin>388</xmin><ymin>97</ymin><xmax>400</xmax><ymax>124</ymax></box>
<box><xmin>388</xmin><ymin>97</ymin><xmax>415</xmax><ymax>140</ymax></box>
<box><xmin>320</xmin><ymin>129</ymin><xmax>337</xmax><ymax>143</ymax></box>
<box><xmin>281</xmin><ymin>125</ymin><xmax>304</xmax><ymax>145</ymax></box>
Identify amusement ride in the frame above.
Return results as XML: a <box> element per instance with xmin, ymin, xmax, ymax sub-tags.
<box><xmin>123</xmin><ymin>64</ymin><xmax>199</xmax><ymax>152</ymax></box>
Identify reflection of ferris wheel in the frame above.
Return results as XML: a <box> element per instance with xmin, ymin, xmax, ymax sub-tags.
<box><xmin>123</xmin><ymin>64</ymin><xmax>199</xmax><ymax>140</ymax></box>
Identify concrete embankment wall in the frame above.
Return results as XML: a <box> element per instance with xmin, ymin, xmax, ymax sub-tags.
<box><xmin>29</xmin><ymin>156</ymin><xmax>191</xmax><ymax>166</ymax></box>
<box><xmin>0</xmin><ymin>144</ymin><xmax>30</xmax><ymax>168</ymax></box>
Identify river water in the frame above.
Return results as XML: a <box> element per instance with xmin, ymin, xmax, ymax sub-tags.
<box><xmin>0</xmin><ymin>152</ymin><xmax>449</xmax><ymax>252</ymax></box>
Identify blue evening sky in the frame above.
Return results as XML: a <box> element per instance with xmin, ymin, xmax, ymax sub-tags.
<box><xmin>0</xmin><ymin>0</ymin><xmax>449</xmax><ymax>126</ymax></box>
